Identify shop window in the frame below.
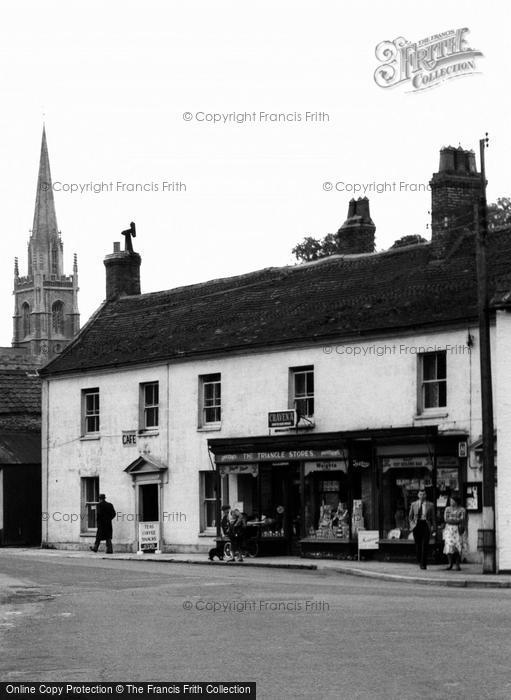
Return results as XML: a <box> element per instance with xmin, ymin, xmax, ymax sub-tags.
<box><xmin>52</xmin><ymin>301</ymin><xmax>64</xmax><ymax>334</ymax></box>
<box><xmin>81</xmin><ymin>477</ymin><xmax>99</xmax><ymax>532</ymax></box>
<box><xmin>290</xmin><ymin>365</ymin><xmax>314</xmax><ymax>418</ymax></box>
<box><xmin>140</xmin><ymin>381</ymin><xmax>159</xmax><ymax>430</ymax></box>
<box><xmin>22</xmin><ymin>302</ymin><xmax>31</xmax><ymax>337</ymax></box>
<box><xmin>419</xmin><ymin>351</ymin><xmax>446</xmax><ymax>412</ymax></box>
<box><xmin>199</xmin><ymin>470</ymin><xmax>228</xmax><ymax>532</ymax></box>
<box><xmin>303</xmin><ymin>467</ymin><xmax>360</xmax><ymax>540</ymax></box>
<box><xmin>82</xmin><ymin>388</ymin><xmax>100</xmax><ymax>435</ymax></box>
<box><xmin>199</xmin><ymin>373</ymin><xmax>221</xmax><ymax>427</ymax></box>
<box><xmin>380</xmin><ymin>460</ymin><xmax>433</xmax><ymax>539</ymax></box>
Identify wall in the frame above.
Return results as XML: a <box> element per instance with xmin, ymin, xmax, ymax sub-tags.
<box><xmin>43</xmin><ymin>325</ymin><xmax>491</xmax><ymax>554</ymax></box>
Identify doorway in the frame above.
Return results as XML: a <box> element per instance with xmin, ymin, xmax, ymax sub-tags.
<box><xmin>139</xmin><ymin>483</ymin><xmax>159</xmax><ymax>522</ymax></box>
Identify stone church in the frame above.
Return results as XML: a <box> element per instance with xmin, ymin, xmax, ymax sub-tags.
<box><xmin>0</xmin><ymin>127</ymin><xmax>80</xmax><ymax>546</ymax></box>
<box><xmin>12</xmin><ymin>126</ymin><xmax>80</xmax><ymax>360</ymax></box>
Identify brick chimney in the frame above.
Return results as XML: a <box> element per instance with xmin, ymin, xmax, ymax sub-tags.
<box><xmin>104</xmin><ymin>244</ymin><xmax>141</xmax><ymax>300</ymax></box>
<box><xmin>336</xmin><ymin>197</ymin><xmax>376</xmax><ymax>254</ymax></box>
<box><xmin>430</xmin><ymin>146</ymin><xmax>482</xmax><ymax>239</ymax></box>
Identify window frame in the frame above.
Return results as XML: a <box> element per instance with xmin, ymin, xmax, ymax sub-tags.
<box><xmin>199</xmin><ymin>470</ymin><xmax>228</xmax><ymax>533</ymax></box>
<box><xmin>140</xmin><ymin>381</ymin><xmax>159</xmax><ymax>431</ymax></box>
<box><xmin>198</xmin><ymin>373</ymin><xmax>222</xmax><ymax>428</ymax></box>
<box><xmin>82</xmin><ymin>388</ymin><xmax>100</xmax><ymax>436</ymax></box>
<box><xmin>418</xmin><ymin>351</ymin><xmax>447</xmax><ymax>413</ymax></box>
<box><xmin>51</xmin><ymin>300</ymin><xmax>64</xmax><ymax>335</ymax></box>
<box><xmin>80</xmin><ymin>476</ymin><xmax>99</xmax><ymax>533</ymax></box>
<box><xmin>22</xmin><ymin>302</ymin><xmax>31</xmax><ymax>337</ymax></box>
<box><xmin>290</xmin><ymin>365</ymin><xmax>315</xmax><ymax>418</ymax></box>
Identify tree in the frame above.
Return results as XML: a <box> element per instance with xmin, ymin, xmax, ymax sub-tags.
<box><xmin>487</xmin><ymin>197</ymin><xmax>511</xmax><ymax>230</ymax></box>
<box><xmin>292</xmin><ymin>233</ymin><xmax>338</xmax><ymax>262</ymax></box>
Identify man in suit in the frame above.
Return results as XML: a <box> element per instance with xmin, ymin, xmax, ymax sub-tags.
<box><xmin>90</xmin><ymin>494</ymin><xmax>116</xmax><ymax>554</ymax></box>
<box><xmin>409</xmin><ymin>489</ymin><xmax>435</xmax><ymax>569</ymax></box>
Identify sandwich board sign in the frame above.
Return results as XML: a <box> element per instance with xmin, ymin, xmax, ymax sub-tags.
<box><xmin>357</xmin><ymin>529</ymin><xmax>379</xmax><ymax>561</ymax></box>
<box><xmin>138</xmin><ymin>521</ymin><xmax>161</xmax><ymax>554</ymax></box>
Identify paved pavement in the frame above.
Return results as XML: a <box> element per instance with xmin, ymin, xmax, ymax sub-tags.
<box><xmin>5</xmin><ymin>547</ymin><xmax>511</xmax><ymax>587</ymax></box>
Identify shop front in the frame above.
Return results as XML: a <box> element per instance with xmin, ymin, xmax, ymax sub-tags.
<box><xmin>208</xmin><ymin>427</ymin><xmax>469</xmax><ymax>562</ymax></box>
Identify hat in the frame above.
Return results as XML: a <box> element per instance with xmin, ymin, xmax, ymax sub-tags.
<box><xmin>99</xmin><ymin>494</ymin><xmax>106</xmax><ymax>500</ymax></box>
<box><xmin>221</xmin><ymin>505</ymin><xmax>231</xmax><ymax>511</ymax></box>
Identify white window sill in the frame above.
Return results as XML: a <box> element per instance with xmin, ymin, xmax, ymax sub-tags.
<box><xmin>79</xmin><ymin>532</ymin><xmax>96</xmax><ymax>537</ymax></box>
<box><xmin>137</xmin><ymin>429</ymin><xmax>159</xmax><ymax>437</ymax></box>
<box><xmin>80</xmin><ymin>434</ymin><xmax>101</xmax><ymax>441</ymax></box>
<box><xmin>414</xmin><ymin>411</ymin><xmax>448</xmax><ymax>421</ymax></box>
<box><xmin>197</xmin><ymin>425</ymin><xmax>222</xmax><ymax>432</ymax></box>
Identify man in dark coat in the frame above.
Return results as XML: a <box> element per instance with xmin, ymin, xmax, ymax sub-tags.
<box><xmin>90</xmin><ymin>494</ymin><xmax>116</xmax><ymax>554</ymax></box>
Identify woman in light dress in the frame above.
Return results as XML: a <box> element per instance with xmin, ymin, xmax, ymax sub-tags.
<box><xmin>443</xmin><ymin>494</ymin><xmax>466</xmax><ymax>571</ymax></box>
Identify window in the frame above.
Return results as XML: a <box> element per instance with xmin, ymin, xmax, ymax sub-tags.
<box><xmin>420</xmin><ymin>352</ymin><xmax>447</xmax><ymax>411</ymax></box>
<box><xmin>140</xmin><ymin>381</ymin><xmax>159</xmax><ymax>430</ymax></box>
<box><xmin>291</xmin><ymin>366</ymin><xmax>314</xmax><ymax>417</ymax></box>
<box><xmin>199</xmin><ymin>373</ymin><xmax>221</xmax><ymax>426</ymax></box>
<box><xmin>22</xmin><ymin>303</ymin><xmax>31</xmax><ymax>337</ymax></box>
<box><xmin>52</xmin><ymin>301</ymin><xmax>64</xmax><ymax>334</ymax></box>
<box><xmin>51</xmin><ymin>246</ymin><xmax>59</xmax><ymax>275</ymax></box>
<box><xmin>81</xmin><ymin>477</ymin><xmax>99</xmax><ymax>532</ymax></box>
<box><xmin>199</xmin><ymin>470</ymin><xmax>228</xmax><ymax>532</ymax></box>
<box><xmin>82</xmin><ymin>388</ymin><xmax>100</xmax><ymax>435</ymax></box>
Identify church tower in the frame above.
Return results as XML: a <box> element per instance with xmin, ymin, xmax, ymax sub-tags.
<box><xmin>12</xmin><ymin>127</ymin><xmax>79</xmax><ymax>359</ymax></box>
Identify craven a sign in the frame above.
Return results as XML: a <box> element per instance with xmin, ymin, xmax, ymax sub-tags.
<box><xmin>268</xmin><ymin>410</ymin><xmax>297</xmax><ymax>428</ymax></box>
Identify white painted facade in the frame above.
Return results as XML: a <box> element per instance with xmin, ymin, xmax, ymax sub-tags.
<box><xmin>41</xmin><ymin>317</ymin><xmax>511</xmax><ymax>567</ymax></box>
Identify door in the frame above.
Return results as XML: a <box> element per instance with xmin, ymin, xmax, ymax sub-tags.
<box><xmin>139</xmin><ymin>483</ymin><xmax>159</xmax><ymax>521</ymax></box>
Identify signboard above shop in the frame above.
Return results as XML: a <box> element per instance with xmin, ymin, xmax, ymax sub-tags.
<box><xmin>215</xmin><ymin>448</ymin><xmax>345</xmax><ymax>464</ymax></box>
<box><xmin>382</xmin><ymin>456</ymin><xmax>433</xmax><ymax>472</ymax></box>
<box><xmin>268</xmin><ymin>410</ymin><xmax>297</xmax><ymax>429</ymax></box>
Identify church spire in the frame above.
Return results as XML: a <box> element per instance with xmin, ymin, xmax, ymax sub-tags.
<box><xmin>12</xmin><ymin>126</ymin><xmax>79</xmax><ymax>359</ymax></box>
<box><xmin>28</xmin><ymin>126</ymin><xmax>63</xmax><ymax>278</ymax></box>
<box><xmin>31</xmin><ymin>125</ymin><xmax>59</xmax><ymax>245</ymax></box>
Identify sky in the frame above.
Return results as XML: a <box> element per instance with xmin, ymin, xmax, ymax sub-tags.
<box><xmin>0</xmin><ymin>0</ymin><xmax>509</xmax><ymax>345</ymax></box>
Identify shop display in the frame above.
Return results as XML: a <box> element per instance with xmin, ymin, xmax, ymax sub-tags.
<box><xmin>352</xmin><ymin>499</ymin><xmax>365</xmax><ymax>536</ymax></box>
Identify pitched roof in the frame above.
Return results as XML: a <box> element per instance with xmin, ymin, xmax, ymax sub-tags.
<box><xmin>40</xmin><ymin>230</ymin><xmax>511</xmax><ymax>376</ymax></box>
<box><xmin>0</xmin><ymin>432</ymin><xmax>41</xmax><ymax>464</ymax></box>
<box><xmin>0</xmin><ymin>369</ymin><xmax>41</xmax><ymax>414</ymax></box>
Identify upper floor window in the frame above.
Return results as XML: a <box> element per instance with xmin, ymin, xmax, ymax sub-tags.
<box><xmin>199</xmin><ymin>373</ymin><xmax>221</xmax><ymax>427</ymax></box>
<box><xmin>52</xmin><ymin>301</ymin><xmax>64</xmax><ymax>334</ymax></box>
<box><xmin>291</xmin><ymin>365</ymin><xmax>314</xmax><ymax>418</ymax></box>
<box><xmin>140</xmin><ymin>381</ymin><xmax>159</xmax><ymax>430</ymax></box>
<box><xmin>82</xmin><ymin>388</ymin><xmax>100</xmax><ymax>435</ymax></box>
<box><xmin>22</xmin><ymin>302</ymin><xmax>31</xmax><ymax>337</ymax></box>
<box><xmin>419</xmin><ymin>352</ymin><xmax>446</xmax><ymax>411</ymax></box>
